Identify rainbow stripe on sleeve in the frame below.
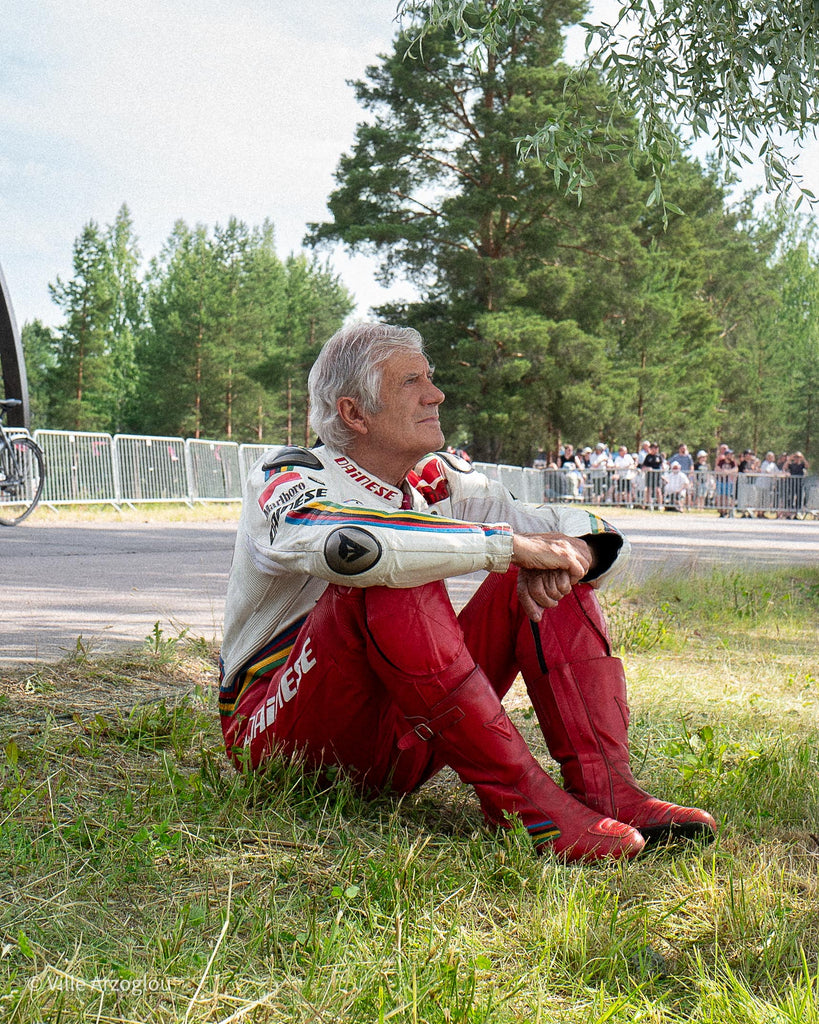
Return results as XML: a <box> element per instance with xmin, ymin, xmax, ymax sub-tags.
<box><xmin>285</xmin><ymin>500</ymin><xmax>512</xmax><ymax>537</ymax></box>
<box><xmin>585</xmin><ymin>512</ymin><xmax>621</xmax><ymax>535</ymax></box>
<box><xmin>219</xmin><ymin>615</ymin><xmax>307</xmax><ymax>717</ymax></box>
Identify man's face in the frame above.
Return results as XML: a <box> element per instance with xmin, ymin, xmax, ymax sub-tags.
<box><xmin>362</xmin><ymin>351</ymin><xmax>445</xmax><ymax>467</ymax></box>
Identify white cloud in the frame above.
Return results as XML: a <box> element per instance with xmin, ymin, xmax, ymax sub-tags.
<box><xmin>1</xmin><ymin>0</ymin><xmax>817</xmax><ymax>334</ymax></box>
<box><xmin>1</xmin><ymin>0</ymin><xmax>404</xmax><ymax>327</ymax></box>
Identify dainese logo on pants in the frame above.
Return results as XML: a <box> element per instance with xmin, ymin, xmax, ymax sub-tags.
<box><xmin>246</xmin><ymin>640</ymin><xmax>316</xmax><ymax>743</ymax></box>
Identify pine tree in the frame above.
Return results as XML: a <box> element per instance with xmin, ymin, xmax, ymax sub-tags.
<box><xmin>137</xmin><ymin>220</ymin><xmax>351</xmax><ymax>443</ymax></box>
<box><xmin>48</xmin><ymin>222</ymin><xmax>117</xmax><ymax>431</ymax></box>
<box><xmin>20</xmin><ymin>319</ymin><xmax>58</xmax><ymax>426</ymax></box>
<box><xmin>140</xmin><ymin>222</ymin><xmax>223</xmax><ymax>438</ymax></box>
<box><xmin>765</xmin><ymin>213</ymin><xmax>819</xmax><ymax>463</ymax></box>
<box><xmin>106</xmin><ymin>204</ymin><xmax>144</xmax><ymax>432</ymax></box>
<box><xmin>311</xmin><ymin>5</ymin><xmax>781</xmax><ymax>462</ymax></box>
<box><xmin>255</xmin><ymin>253</ymin><xmax>354</xmax><ymax>445</ymax></box>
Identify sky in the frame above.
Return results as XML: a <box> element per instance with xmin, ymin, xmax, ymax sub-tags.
<box><xmin>1</xmin><ymin>0</ymin><xmax>407</xmax><ymax>330</ymax></box>
<box><xmin>2</xmin><ymin>0</ymin><xmax>818</xmax><ymax>334</ymax></box>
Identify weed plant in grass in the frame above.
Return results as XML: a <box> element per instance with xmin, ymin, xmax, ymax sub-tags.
<box><xmin>0</xmin><ymin>567</ymin><xmax>817</xmax><ymax>1023</ymax></box>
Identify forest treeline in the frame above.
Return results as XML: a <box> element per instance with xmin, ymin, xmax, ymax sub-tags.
<box><xmin>23</xmin><ymin>212</ymin><xmax>353</xmax><ymax>445</ymax></box>
<box><xmin>22</xmin><ymin>4</ymin><xmax>819</xmax><ymax>465</ymax></box>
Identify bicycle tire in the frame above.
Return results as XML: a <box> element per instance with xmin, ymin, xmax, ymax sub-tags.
<box><xmin>0</xmin><ymin>436</ymin><xmax>45</xmax><ymax>525</ymax></box>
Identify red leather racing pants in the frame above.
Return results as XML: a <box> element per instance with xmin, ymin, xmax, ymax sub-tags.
<box><xmin>221</xmin><ymin>568</ymin><xmax>612</xmax><ymax>794</ymax></box>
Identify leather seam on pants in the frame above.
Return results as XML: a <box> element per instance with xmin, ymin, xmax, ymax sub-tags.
<box><xmin>575</xmin><ymin>589</ymin><xmax>611</xmax><ymax>655</ymax></box>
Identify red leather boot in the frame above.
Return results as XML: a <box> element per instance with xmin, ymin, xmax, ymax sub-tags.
<box><xmin>361</xmin><ymin>582</ymin><xmax>645</xmax><ymax>862</ymax></box>
<box><xmin>508</xmin><ymin>583</ymin><xmax>716</xmax><ymax>846</ymax></box>
<box><xmin>524</xmin><ymin>654</ymin><xmax>716</xmax><ymax>845</ymax></box>
<box><xmin>385</xmin><ymin>663</ymin><xmax>645</xmax><ymax>862</ymax></box>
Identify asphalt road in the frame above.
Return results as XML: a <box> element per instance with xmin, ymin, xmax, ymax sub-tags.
<box><xmin>3</xmin><ymin>510</ymin><xmax>818</xmax><ymax>666</ymax></box>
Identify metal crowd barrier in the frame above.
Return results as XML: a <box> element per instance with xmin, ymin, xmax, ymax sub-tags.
<box><xmin>239</xmin><ymin>443</ymin><xmax>269</xmax><ymax>481</ymax></box>
<box><xmin>186</xmin><ymin>439</ymin><xmax>241</xmax><ymax>501</ymax></box>
<box><xmin>32</xmin><ymin>431</ymin><xmax>274</xmax><ymax>508</ymax></box>
<box><xmin>114</xmin><ymin>434</ymin><xmax>190</xmax><ymax>504</ymax></box>
<box><xmin>36</xmin><ymin>430</ymin><xmax>116</xmax><ymax>505</ymax></box>
<box><xmin>525</xmin><ymin>467</ymin><xmax>818</xmax><ymax>518</ymax></box>
<box><xmin>25</xmin><ymin>432</ymin><xmax>819</xmax><ymax>518</ymax></box>
<box><xmin>732</xmin><ymin>472</ymin><xmax>819</xmax><ymax>518</ymax></box>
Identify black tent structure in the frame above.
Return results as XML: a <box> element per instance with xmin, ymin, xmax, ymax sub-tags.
<box><xmin>0</xmin><ymin>260</ymin><xmax>29</xmax><ymax>429</ymax></box>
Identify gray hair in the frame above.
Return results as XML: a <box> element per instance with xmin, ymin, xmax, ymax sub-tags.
<box><xmin>308</xmin><ymin>322</ymin><xmax>426</xmax><ymax>451</ymax></box>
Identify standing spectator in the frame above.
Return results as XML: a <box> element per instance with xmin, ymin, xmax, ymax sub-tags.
<box><xmin>759</xmin><ymin>451</ymin><xmax>779</xmax><ymax>476</ymax></box>
<box><xmin>773</xmin><ymin>451</ymin><xmax>792</xmax><ymax>511</ymax></box>
<box><xmin>588</xmin><ymin>443</ymin><xmax>609</xmax><ymax>504</ymax></box>
<box><xmin>579</xmin><ymin>448</ymin><xmax>593</xmax><ymax>500</ymax></box>
<box><xmin>715</xmin><ymin>448</ymin><xmax>738</xmax><ymax>516</ymax></box>
<box><xmin>738</xmin><ymin>450</ymin><xmax>758</xmax><ymax>474</ymax></box>
<box><xmin>636</xmin><ymin>440</ymin><xmax>651</xmax><ymax>466</ymax></box>
<box><xmin>662</xmin><ymin>461</ymin><xmax>693</xmax><ymax>510</ymax></box>
<box><xmin>735</xmin><ymin>450</ymin><xmax>759</xmax><ymax>517</ymax></box>
<box><xmin>559</xmin><ymin>443</ymin><xmax>582</xmax><ymax>469</ymax></box>
<box><xmin>607</xmin><ymin>445</ymin><xmax>636</xmax><ymax>505</ymax></box>
<box><xmin>783</xmin><ymin>451</ymin><xmax>809</xmax><ymax>516</ymax></box>
<box><xmin>674</xmin><ymin>444</ymin><xmax>694</xmax><ymax>473</ymax></box>
<box><xmin>693</xmin><ymin>450</ymin><xmax>712</xmax><ymax>510</ymax></box>
<box><xmin>631</xmin><ymin>460</ymin><xmax>647</xmax><ymax>508</ymax></box>
<box><xmin>756</xmin><ymin>450</ymin><xmax>779</xmax><ymax>516</ymax></box>
<box><xmin>642</xmin><ymin>441</ymin><xmax>664</xmax><ymax>509</ymax></box>
<box><xmin>559</xmin><ymin>444</ymin><xmax>584</xmax><ymax>499</ymax></box>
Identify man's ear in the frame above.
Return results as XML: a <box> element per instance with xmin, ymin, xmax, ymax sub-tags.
<box><xmin>337</xmin><ymin>397</ymin><xmax>369</xmax><ymax>436</ymax></box>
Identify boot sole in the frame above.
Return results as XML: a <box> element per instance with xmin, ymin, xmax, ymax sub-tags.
<box><xmin>638</xmin><ymin>821</ymin><xmax>717</xmax><ymax>847</ymax></box>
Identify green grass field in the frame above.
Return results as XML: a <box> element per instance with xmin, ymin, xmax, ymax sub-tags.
<box><xmin>1</xmin><ymin>566</ymin><xmax>817</xmax><ymax>1023</ymax></box>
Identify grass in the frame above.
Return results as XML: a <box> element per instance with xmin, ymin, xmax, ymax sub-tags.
<box><xmin>1</xmin><ymin>567</ymin><xmax>817</xmax><ymax>1023</ymax></box>
<box><xmin>30</xmin><ymin>501</ymin><xmax>243</xmax><ymax>525</ymax></box>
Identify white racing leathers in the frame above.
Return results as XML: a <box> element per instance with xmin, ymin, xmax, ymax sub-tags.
<box><xmin>219</xmin><ymin>445</ymin><xmax>629</xmax><ymax>718</ymax></box>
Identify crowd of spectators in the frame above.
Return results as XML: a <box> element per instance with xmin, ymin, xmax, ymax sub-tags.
<box><xmin>531</xmin><ymin>442</ymin><xmax>813</xmax><ymax>516</ymax></box>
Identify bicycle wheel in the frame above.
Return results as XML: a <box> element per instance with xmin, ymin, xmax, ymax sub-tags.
<box><xmin>0</xmin><ymin>436</ymin><xmax>45</xmax><ymax>525</ymax></box>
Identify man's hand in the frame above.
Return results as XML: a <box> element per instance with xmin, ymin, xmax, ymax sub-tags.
<box><xmin>511</xmin><ymin>532</ymin><xmax>592</xmax><ymax>578</ymax></box>
<box><xmin>511</xmin><ymin>533</ymin><xmax>594</xmax><ymax>621</ymax></box>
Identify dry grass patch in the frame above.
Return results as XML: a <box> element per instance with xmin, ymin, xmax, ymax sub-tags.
<box><xmin>30</xmin><ymin>501</ymin><xmax>241</xmax><ymax>526</ymax></box>
<box><xmin>1</xmin><ymin>568</ymin><xmax>818</xmax><ymax>1023</ymax></box>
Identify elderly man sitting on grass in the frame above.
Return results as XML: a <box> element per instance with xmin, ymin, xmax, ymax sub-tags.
<box><xmin>219</xmin><ymin>323</ymin><xmax>716</xmax><ymax>862</ymax></box>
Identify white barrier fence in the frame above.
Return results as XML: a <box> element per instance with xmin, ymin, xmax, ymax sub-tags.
<box><xmin>34</xmin><ymin>431</ymin><xmax>116</xmax><ymax>505</ymax></box>
<box><xmin>33</xmin><ymin>431</ymin><xmax>268</xmax><ymax>508</ymax></box>
<box><xmin>475</xmin><ymin>463</ymin><xmax>819</xmax><ymax>518</ymax></box>
<box><xmin>29</xmin><ymin>431</ymin><xmax>819</xmax><ymax>517</ymax></box>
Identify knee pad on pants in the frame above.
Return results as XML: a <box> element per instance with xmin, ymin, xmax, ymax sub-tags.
<box><xmin>362</xmin><ymin>580</ymin><xmax>472</xmax><ymax>679</ymax></box>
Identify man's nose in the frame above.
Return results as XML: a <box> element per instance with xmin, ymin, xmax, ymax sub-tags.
<box><xmin>424</xmin><ymin>381</ymin><xmax>445</xmax><ymax>404</ymax></box>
